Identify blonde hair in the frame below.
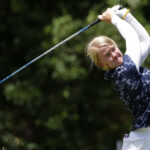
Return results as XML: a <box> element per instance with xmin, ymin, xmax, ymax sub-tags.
<box><xmin>86</xmin><ymin>36</ymin><xmax>117</xmax><ymax>68</ymax></box>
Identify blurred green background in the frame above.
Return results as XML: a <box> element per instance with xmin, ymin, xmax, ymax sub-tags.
<box><xmin>0</xmin><ymin>0</ymin><xmax>150</xmax><ymax>149</ymax></box>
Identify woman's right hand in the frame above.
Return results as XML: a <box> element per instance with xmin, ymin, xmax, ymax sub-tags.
<box><xmin>98</xmin><ymin>8</ymin><xmax>115</xmax><ymax>23</ymax></box>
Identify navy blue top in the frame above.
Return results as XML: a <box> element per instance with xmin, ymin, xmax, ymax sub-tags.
<box><xmin>104</xmin><ymin>54</ymin><xmax>150</xmax><ymax>131</ymax></box>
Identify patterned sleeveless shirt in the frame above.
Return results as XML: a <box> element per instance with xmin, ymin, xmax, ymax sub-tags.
<box><xmin>104</xmin><ymin>54</ymin><xmax>150</xmax><ymax>131</ymax></box>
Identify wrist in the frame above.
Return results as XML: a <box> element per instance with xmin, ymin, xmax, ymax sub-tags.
<box><xmin>111</xmin><ymin>14</ymin><xmax>120</xmax><ymax>25</ymax></box>
<box><xmin>124</xmin><ymin>12</ymin><xmax>133</xmax><ymax>22</ymax></box>
<box><xmin>122</xmin><ymin>9</ymin><xmax>130</xmax><ymax>20</ymax></box>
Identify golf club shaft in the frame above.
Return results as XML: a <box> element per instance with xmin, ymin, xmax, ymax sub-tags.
<box><xmin>0</xmin><ymin>19</ymin><xmax>101</xmax><ymax>84</ymax></box>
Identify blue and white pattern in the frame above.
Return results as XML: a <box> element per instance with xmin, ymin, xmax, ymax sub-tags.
<box><xmin>104</xmin><ymin>54</ymin><xmax>150</xmax><ymax>131</ymax></box>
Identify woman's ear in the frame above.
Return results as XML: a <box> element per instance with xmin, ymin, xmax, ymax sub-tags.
<box><xmin>97</xmin><ymin>61</ymin><xmax>103</xmax><ymax>67</ymax></box>
<box><xmin>98</xmin><ymin>61</ymin><xmax>110</xmax><ymax>70</ymax></box>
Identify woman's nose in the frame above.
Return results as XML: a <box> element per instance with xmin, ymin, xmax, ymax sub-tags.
<box><xmin>112</xmin><ymin>53</ymin><xmax>117</xmax><ymax>58</ymax></box>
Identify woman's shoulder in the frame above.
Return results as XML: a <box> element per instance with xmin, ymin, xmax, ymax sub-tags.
<box><xmin>123</xmin><ymin>54</ymin><xmax>140</xmax><ymax>76</ymax></box>
<box><xmin>104</xmin><ymin>54</ymin><xmax>140</xmax><ymax>81</ymax></box>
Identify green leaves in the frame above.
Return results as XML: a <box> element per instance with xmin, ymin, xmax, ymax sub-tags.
<box><xmin>4</xmin><ymin>81</ymin><xmax>42</xmax><ymax>106</ymax></box>
<box><xmin>0</xmin><ymin>0</ymin><xmax>150</xmax><ymax>149</ymax></box>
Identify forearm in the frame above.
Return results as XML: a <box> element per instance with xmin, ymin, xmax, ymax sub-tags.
<box><xmin>125</xmin><ymin>13</ymin><xmax>150</xmax><ymax>64</ymax></box>
<box><xmin>125</xmin><ymin>13</ymin><xmax>149</xmax><ymax>42</ymax></box>
<box><xmin>111</xmin><ymin>15</ymin><xmax>141</xmax><ymax>71</ymax></box>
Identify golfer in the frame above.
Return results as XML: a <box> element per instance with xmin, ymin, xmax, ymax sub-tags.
<box><xmin>86</xmin><ymin>6</ymin><xmax>150</xmax><ymax>150</ymax></box>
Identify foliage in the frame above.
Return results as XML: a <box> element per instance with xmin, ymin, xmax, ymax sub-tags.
<box><xmin>0</xmin><ymin>0</ymin><xmax>150</xmax><ymax>149</ymax></box>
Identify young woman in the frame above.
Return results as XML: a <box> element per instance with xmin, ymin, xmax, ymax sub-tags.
<box><xmin>86</xmin><ymin>6</ymin><xmax>150</xmax><ymax>150</ymax></box>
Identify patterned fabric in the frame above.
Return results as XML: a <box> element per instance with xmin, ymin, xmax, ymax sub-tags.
<box><xmin>104</xmin><ymin>54</ymin><xmax>150</xmax><ymax>131</ymax></box>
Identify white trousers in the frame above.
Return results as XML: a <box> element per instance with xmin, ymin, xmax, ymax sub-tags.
<box><xmin>122</xmin><ymin>127</ymin><xmax>150</xmax><ymax>150</ymax></box>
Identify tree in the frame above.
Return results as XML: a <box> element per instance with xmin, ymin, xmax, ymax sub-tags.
<box><xmin>0</xmin><ymin>0</ymin><xmax>150</xmax><ymax>149</ymax></box>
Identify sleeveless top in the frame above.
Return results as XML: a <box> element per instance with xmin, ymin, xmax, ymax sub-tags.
<box><xmin>104</xmin><ymin>54</ymin><xmax>150</xmax><ymax>131</ymax></box>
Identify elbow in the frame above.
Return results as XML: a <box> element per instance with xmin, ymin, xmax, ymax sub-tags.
<box><xmin>148</xmin><ymin>37</ymin><xmax>150</xmax><ymax>49</ymax></box>
<box><xmin>145</xmin><ymin>36</ymin><xmax>150</xmax><ymax>48</ymax></box>
<box><xmin>141</xmin><ymin>38</ymin><xmax>150</xmax><ymax>50</ymax></box>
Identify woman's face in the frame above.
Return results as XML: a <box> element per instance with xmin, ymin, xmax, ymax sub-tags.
<box><xmin>97</xmin><ymin>44</ymin><xmax>123</xmax><ymax>69</ymax></box>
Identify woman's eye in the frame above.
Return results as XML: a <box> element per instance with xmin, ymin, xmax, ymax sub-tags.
<box><xmin>106</xmin><ymin>53</ymin><xmax>110</xmax><ymax>57</ymax></box>
<box><xmin>112</xmin><ymin>47</ymin><xmax>115</xmax><ymax>52</ymax></box>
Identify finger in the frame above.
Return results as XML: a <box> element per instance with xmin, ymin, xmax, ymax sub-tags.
<box><xmin>111</xmin><ymin>5</ymin><xmax>122</xmax><ymax>12</ymax></box>
<box><xmin>98</xmin><ymin>15</ymin><xmax>103</xmax><ymax>20</ymax></box>
<box><xmin>107</xmin><ymin>8</ymin><xmax>112</xmax><ymax>12</ymax></box>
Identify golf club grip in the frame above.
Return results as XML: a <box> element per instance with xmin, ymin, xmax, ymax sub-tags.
<box><xmin>88</xmin><ymin>20</ymin><xmax>101</xmax><ymax>28</ymax></box>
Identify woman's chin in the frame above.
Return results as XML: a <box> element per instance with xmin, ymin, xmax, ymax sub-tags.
<box><xmin>118</xmin><ymin>57</ymin><xmax>123</xmax><ymax>65</ymax></box>
<box><xmin>109</xmin><ymin>57</ymin><xmax>123</xmax><ymax>69</ymax></box>
<box><xmin>112</xmin><ymin>58</ymin><xmax>123</xmax><ymax>68</ymax></box>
